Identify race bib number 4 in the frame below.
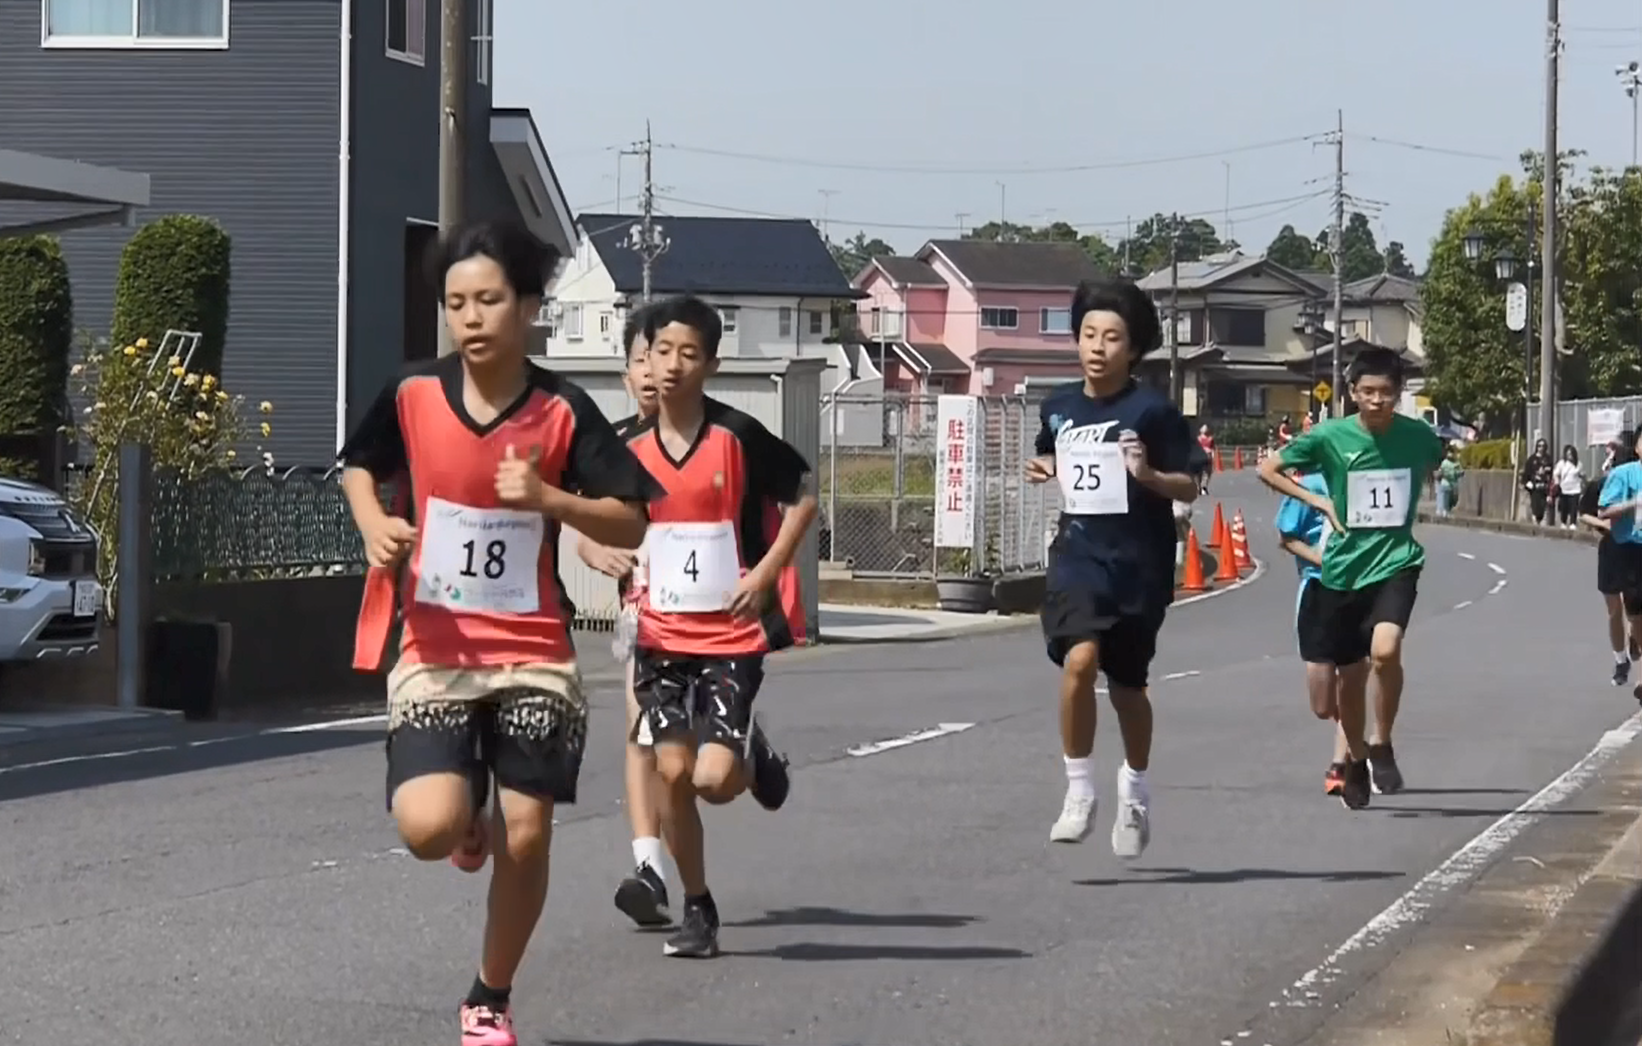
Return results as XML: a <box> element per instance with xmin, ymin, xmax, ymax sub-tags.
<box><xmin>1055</xmin><ymin>442</ymin><xmax>1128</xmax><ymax>515</ymax></box>
<box><xmin>648</xmin><ymin>522</ymin><xmax>741</xmax><ymax>613</ymax></box>
<box><xmin>414</xmin><ymin>496</ymin><xmax>544</xmax><ymax>614</ymax></box>
<box><xmin>1346</xmin><ymin>468</ymin><xmax>1411</xmax><ymax>529</ymax></box>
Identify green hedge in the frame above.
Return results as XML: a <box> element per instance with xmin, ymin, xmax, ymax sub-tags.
<box><xmin>111</xmin><ymin>215</ymin><xmax>232</xmax><ymax>375</ymax></box>
<box><xmin>0</xmin><ymin>236</ymin><xmax>73</xmax><ymax>481</ymax></box>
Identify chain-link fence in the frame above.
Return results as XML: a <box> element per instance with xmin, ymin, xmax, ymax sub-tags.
<box><xmin>1529</xmin><ymin>395</ymin><xmax>1642</xmax><ymax>471</ymax></box>
<box><xmin>819</xmin><ymin>392</ymin><xmax>1059</xmax><ymax>578</ymax></box>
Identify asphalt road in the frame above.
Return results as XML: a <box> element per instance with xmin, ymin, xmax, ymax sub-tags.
<box><xmin>2</xmin><ymin>471</ymin><xmax>1639</xmax><ymax>1046</ymax></box>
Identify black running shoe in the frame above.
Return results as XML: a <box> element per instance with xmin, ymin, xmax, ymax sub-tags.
<box><xmin>746</xmin><ymin>715</ymin><xmax>790</xmax><ymax>811</ymax></box>
<box><xmin>663</xmin><ymin>896</ymin><xmax>720</xmax><ymax>958</ymax></box>
<box><xmin>1340</xmin><ymin>759</ymin><xmax>1372</xmax><ymax>810</ymax></box>
<box><xmin>1367</xmin><ymin>743</ymin><xmax>1404</xmax><ymax>795</ymax></box>
<box><xmin>613</xmin><ymin>862</ymin><xmax>671</xmax><ymax>928</ymax></box>
<box><xmin>1614</xmin><ymin>660</ymin><xmax>1632</xmax><ymax>687</ymax></box>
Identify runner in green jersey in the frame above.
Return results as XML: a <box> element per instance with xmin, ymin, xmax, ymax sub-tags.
<box><xmin>1257</xmin><ymin>348</ymin><xmax>1443</xmax><ymax>810</ymax></box>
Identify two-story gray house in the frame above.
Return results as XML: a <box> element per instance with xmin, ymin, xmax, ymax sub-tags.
<box><xmin>0</xmin><ymin>0</ymin><xmax>574</xmax><ymax>463</ymax></box>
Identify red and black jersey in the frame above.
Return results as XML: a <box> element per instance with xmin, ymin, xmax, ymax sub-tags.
<box><xmin>341</xmin><ymin>354</ymin><xmax>661</xmax><ymax>670</ymax></box>
<box><xmin>630</xmin><ymin>398</ymin><xmax>809</xmax><ymax>657</ymax></box>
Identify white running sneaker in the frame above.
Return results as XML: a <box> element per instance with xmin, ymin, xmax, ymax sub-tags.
<box><xmin>1049</xmin><ymin>793</ymin><xmax>1096</xmax><ymax>843</ymax></box>
<box><xmin>1111</xmin><ymin>799</ymin><xmax>1150</xmax><ymax>859</ymax></box>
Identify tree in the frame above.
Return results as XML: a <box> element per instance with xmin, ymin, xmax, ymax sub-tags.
<box><xmin>1559</xmin><ymin>167</ymin><xmax>1642</xmax><ymax>398</ymax></box>
<box><xmin>111</xmin><ymin>215</ymin><xmax>233</xmax><ymax>376</ymax></box>
<box><xmin>1382</xmin><ymin>241</ymin><xmax>1416</xmax><ymax>278</ymax></box>
<box><xmin>828</xmin><ymin>232</ymin><xmax>895</xmax><ymax>282</ymax></box>
<box><xmin>0</xmin><ymin>236</ymin><xmax>73</xmax><ymax>480</ymax></box>
<box><xmin>1265</xmin><ymin>224</ymin><xmax>1320</xmax><ymax>270</ymax></box>
<box><xmin>1335</xmin><ymin>212</ymin><xmax>1385</xmax><ymax>282</ymax></box>
<box><xmin>1117</xmin><ymin>213</ymin><xmax>1224</xmax><ymax>275</ymax></box>
<box><xmin>1419</xmin><ymin>175</ymin><xmax>1540</xmax><ymax>430</ymax></box>
<box><xmin>964</xmin><ymin>220</ymin><xmax>1117</xmax><ymax>272</ymax></box>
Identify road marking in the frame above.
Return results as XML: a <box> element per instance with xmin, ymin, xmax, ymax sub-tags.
<box><xmin>1246</xmin><ymin>711</ymin><xmax>1642</xmax><ymax>1020</ymax></box>
<box><xmin>1457</xmin><ymin>552</ymin><xmax>1477</xmax><ymax>560</ymax></box>
<box><xmin>1489</xmin><ymin>579</ymin><xmax>1508</xmax><ymax>595</ymax></box>
<box><xmin>1487</xmin><ymin>562</ymin><xmax>1507</xmax><ymax>575</ymax></box>
<box><xmin>1161</xmin><ymin>670</ymin><xmax>1202</xmax><ymax>681</ymax></box>
<box><xmin>846</xmin><ymin>722</ymin><xmax>975</xmax><ymax>757</ymax></box>
<box><xmin>1452</xmin><ymin>600</ymin><xmax>1473</xmax><ymax>610</ymax></box>
<box><xmin>0</xmin><ymin>714</ymin><xmax>389</xmax><ymax>776</ymax></box>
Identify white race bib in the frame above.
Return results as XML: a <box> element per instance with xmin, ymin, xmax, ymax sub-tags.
<box><xmin>1055</xmin><ymin>443</ymin><xmax>1129</xmax><ymax>515</ymax></box>
<box><xmin>414</xmin><ymin>496</ymin><xmax>544</xmax><ymax>614</ymax></box>
<box><xmin>1345</xmin><ymin>468</ymin><xmax>1411</xmax><ymax>529</ymax></box>
<box><xmin>647</xmin><ymin>522</ymin><xmax>741</xmax><ymax>613</ymax></box>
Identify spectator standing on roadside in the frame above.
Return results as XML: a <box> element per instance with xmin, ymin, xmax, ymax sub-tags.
<box><xmin>1521</xmin><ymin>439</ymin><xmax>1553</xmax><ymax>525</ymax></box>
<box><xmin>1552</xmin><ymin>445</ymin><xmax>1585</xmax><ymax>529</ymax></box>
<box><xmin>1434</xmin><ymin>444</ymin><xmax>1464</xmax><ymax>517</ymax></box>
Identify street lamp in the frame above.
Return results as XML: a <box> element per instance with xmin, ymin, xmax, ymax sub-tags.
<box><xmin>1493</xmin><ymin>247</ymin><xmax>1519</xmax><ymax>283</ymax></box>
<box><xmin>1616</xmin><ymin>61</ymin><xmax>1641</xmax><ymax>167</ymax></box>
<box><xmin>1462</xmin><ymin>227</ymin><xmax>1487</xmax><ymax>263</ymax></box>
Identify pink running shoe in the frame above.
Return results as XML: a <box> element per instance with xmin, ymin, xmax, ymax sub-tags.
<box><xmin>450</xmin><ymin>817</ymin><xmax>489</xmax><ymax>874</ymax></box>
<box><xmin>459</xmin><ymin>1003</ymin><xmax>515</xmax><ymax>1046</ymax></box>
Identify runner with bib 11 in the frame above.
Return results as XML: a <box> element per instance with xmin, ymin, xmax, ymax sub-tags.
<box><xmin>1024</xmin><ymin>278</ymin><xmax>1205</xmax><ymax>862</ymax></box>
<box><xmin>1258</xmin><ymin>347</ymin><xmax>1444</xmax><ymax>810</ymax></box>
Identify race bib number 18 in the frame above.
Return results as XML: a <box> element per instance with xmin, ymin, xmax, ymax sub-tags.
<box><xmin>415</xmin><ymin>496</ymin><xmax>544</xmax><ymax>613</ymax></box>
<box><xmin>1345</xmin><ymin>468</ymin><xmax>1411</xmax><ymax>529</ymax></box>
<box><xmin>648</xmin><ymin>522</ymin><xmax>741</xmax><ymax>613</ymax></box>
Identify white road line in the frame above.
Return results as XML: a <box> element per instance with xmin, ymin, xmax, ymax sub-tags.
<box><xmin>1487</xmin><ymin>562</ymin><xmax>1507</xmax><ymax>575</ymax></box>
<box><xmin>846</xmin><ymin>722</ymin><xmax>975</xmax><ymax>758</ymax></box>
<box><xmin>1490</xmin><ymin>579</ymin><xmax>1508</xmax><ymax>595</ymax></box>
<box><xmin>1244</xmin><ymin>712</ymin><xmax>1642</xmax><ymax>1021</ymax></box>
<box><xmin>1452</xmin><ymin>600</ymin><xmax>1473</xmax><ymax>610</ymax></box>
<box><xmin>0</xmin><ymin>714</ymin><xmax>389</xmax><ymax>776</ymax></box>
<box><xmin>1161</xmin><ymin>670</ymin><xmax>1202</xmax><ymax>681</ymax></box>
<box><xmin>1457</xmin><ymin>552</ymin><xmax>1477</xmax><ymax>561</ymax></box>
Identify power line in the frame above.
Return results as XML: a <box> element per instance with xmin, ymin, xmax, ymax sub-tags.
<box><xmin>653</xmin><ymin>189</ymin><xmax>1332</xmax><ymax>235</ymax></box>
<box><xmin>651</xmin><ymin>133</ymin><xmax>1324</xmax><ymax>176</ymax></box>
<box><xmin>1347</xmin><ymin>133</ymin><xmax>1512</xmax><ymax>162</ymax></box>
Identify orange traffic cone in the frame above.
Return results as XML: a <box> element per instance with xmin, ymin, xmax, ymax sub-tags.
<box><xmin>1232</xmin><ymin>510</ymin><xmax>1252</xmax><ymax>573</ymax></box>
<box><xmin>1213</xmin><ymin>519</ymin><xmax>1240</xmax><ymax>583</ymax></box>
<box><xmin>1180</xmin><ymin>528</ymin><xmax>1208</xmax><ymax>592</ymax></box>
<box><xmin>1213</xmin><ymin>447</ymin><xmax>1224</xmax><ymax>472</ymax></box>
<box><xmin>1233</xmin><ymin>447</ymin><xmax>1244</xmax><ymax>470</ymax></box>
<box><xmin>1210</xmin><ymin>502</ymin><xmax>1227</xmax><ymax>550</ymax></box>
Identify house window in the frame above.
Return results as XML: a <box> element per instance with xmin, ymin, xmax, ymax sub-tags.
<box><xmin>778</xmin><ymin>307</ymin><xmax>793</xmax><ymax>338</ymax></box>
<box><xmin>533</xmin><ymin>302</ymin><xmax>553</xmax><ymax>329</ymax></box>
<box><xmin>1210</xmin><ymin>307</ymin><xmax>1266</xmax><ymax>347</ymax></box>
<box><xmin>473</xmin><ymin>0</ymin><xmax>493</xmax><ymax>85</ymax></box>
<box><xmin>1039</xmin><ymin>307</ymin><xmax>1071</xmax><ymax>334</ymax></box>
<box><xmin>718</xmin><ymin>306</ymin><xmax>738</xmax><ymax>333</ymax></box>
<box><xmin>980</xmin><ymin>307</ymin><xmax>1018</xmax><ymax>330</ymax></box>
<box><xmin>43</xmin><ymin>0</ymin><xmax>228</xmax><ymax>46</ymax></box>
<box><xmin>598</xmin><ymin>311</ymin><xmax>612</xmax><ymax>337</ymax></box>
<box><xmin>563</xmin><ymin>304</ymin><xmax>584</xmax><ymax>340</ymax></box>
<box><xmin>1243</xmin><ymin>384</ymin><xmax>1267</xmax><ymax>415</ymax></box>
<box><xmin>386</xmin><ymin>0</ymin><xmax>426</xmax><ymax>64</ymax></box>
<box><xmin>808</xmin><ymin>310</ymin><xmax>824</xmax><ymax>335</ymax></box>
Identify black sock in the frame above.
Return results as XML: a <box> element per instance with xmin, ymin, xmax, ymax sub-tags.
<box><xmin>465</xmin><ymin>975</ymin><xmax>511</xmax><ymax>1010</ymax></box>
<box><xmin>685</xmin><ymin>889</ymin><xmax>716</xmax><ymax>913</ymax></box>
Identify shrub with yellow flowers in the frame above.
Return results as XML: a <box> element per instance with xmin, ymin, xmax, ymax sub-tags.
<box><xmin>63</xmin><ymin>332</ymin><xmax>275</xmax><ymax>596</ymax></box>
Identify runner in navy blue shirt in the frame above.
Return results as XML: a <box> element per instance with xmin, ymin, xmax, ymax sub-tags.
<box><xmin>1025</xmin><ymin>278</ymin><xmax>1200</xmax><ymax>860</ymax></box>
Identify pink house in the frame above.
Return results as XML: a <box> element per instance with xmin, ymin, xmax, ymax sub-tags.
<box><xmin>852</xmin><ymin>240</ymin><xmax>1105</xmax><ymax>395</ymax></box>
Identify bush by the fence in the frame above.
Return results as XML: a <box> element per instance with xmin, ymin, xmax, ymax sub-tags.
<box><xmin>0</xmin><ymin>235</ymin><xmax>73</xmax><ymax>481</ymax></box>
<box><xmin>111</xmin><ymin>215</ymin><xmax>232</xmax><ymax>376</ymax></box>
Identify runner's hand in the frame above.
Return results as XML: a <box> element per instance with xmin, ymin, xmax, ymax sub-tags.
<box><xmin>588</xmin><ymin>545</ymin><xmax>637</xmax><ymax>578</ymax></box>
<box><xmin>1024</xmin><ymin>456</ymin><xmax>1055</xmax><ymax>483</ymax></box>
<box><xmin>1315</xmin><ymin>499</ymin><xmax>1346</xmax><ymax>535</ymax></box>
<box><xmin>495</xmin><ymin>444</ymin><xmax>546</xmax><ymax>508</ymax></box>
<box><xmin>363</xmin><ymin>516</ymin><xmax>417</xmax><ymax>569</ymax></box>
<box><xmin>1119</xmin><ymin>430</ymin><xmax>1151</xmax><ymax>480</ymax></box>
<box><xmin>726</xmin><ymin>569</ymin><xmax>773</xmax><ymax>620</ymax></box>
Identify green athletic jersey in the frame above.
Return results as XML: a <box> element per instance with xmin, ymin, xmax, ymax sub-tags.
<box><xmin>1278</xmin><ymin>414</ymin><xmax>1444</xmax><ymax>590</ymax></box>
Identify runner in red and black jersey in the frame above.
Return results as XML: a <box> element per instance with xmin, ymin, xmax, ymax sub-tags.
<box><xmin>339</xmin><ymin>220</ymin><xmax>661</xmax><ymax>1046</ymax></box>
<box><xmin>628</xmin><ymin>294</ymin><xmax>816</xmax><ymax>959</ymax></box>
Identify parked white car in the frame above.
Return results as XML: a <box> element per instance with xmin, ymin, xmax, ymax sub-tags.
<box><xmin>0</xmin><ymin>476</ymin><xmax>102</xmax><ymax>662</ymax></box>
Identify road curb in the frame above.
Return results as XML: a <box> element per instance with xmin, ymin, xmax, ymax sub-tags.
<box><xmin>1418</xmin><ymin>512</ymin><xmax>1601</xmax><ymax>546</ymax></box>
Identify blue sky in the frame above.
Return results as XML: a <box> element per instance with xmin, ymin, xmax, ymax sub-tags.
<box><xmin>495</xmin><ymin>0</ymin><xmax>1642</xmax><ymax>267</ymax></box>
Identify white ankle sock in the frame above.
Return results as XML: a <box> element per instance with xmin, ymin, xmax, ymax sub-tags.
<box><xmin>1617</xmin><ymin>650</ymin><xmax>1630</xmax><ymax>665</ymax></box>
<box><xmin>632</xmin><ymin>836</ymin><xmax>665</xmax><ymax>878</ymax></box>
<box><xmin>1064</xmin><ymin>756</ymin><xmax>1095</xmax><ymax>800</ymax></box>
<box><xmin>1119</xmin><ymin>762</ymin><xmax>1149</xmax><ymax>802</ymax></box>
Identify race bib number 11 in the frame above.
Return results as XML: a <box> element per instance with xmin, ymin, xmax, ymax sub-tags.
<box><xmin>1345</xmin><ymin>468</ymin><xmax>1411</xmax><ymax>529</ymax></box>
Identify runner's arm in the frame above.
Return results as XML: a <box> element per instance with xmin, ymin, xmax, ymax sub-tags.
<box><xmin>1135</xmin><ymin>404</ymin><xmax>1202</xmax><ymax>503</ymax></box>
<box><xmin>744</xmin><ymin>424</ymin><xmax>819</xmax><ymax>586</ymax></box>
<box><xmin>1596</xmin><ymin>469</ymin><xmax>1639</xmax><ymax>520</ymax></box>
<box><xmin>1259</xmin><ymin>435</ymin><xmax>1325</xmax><ymax>508</ymax></box>
<box><xmin>1279</xmin><ymin>535</ymin><xmax>1323</xmax><ymax>568</ymax></box>
<box><xmin>336</xmin><ymin>379</ymin><xmax>409</xmax><ymax>532</ymax></box>
<box><xmin>557</xmin><ymin>388</ymin><xmax>666</xmax><ymax>549</ymax></box>
<box><xmin>1579</xmin><ymin>514</ymin><xmax>1612</xmax><ymax>533</ymax></box>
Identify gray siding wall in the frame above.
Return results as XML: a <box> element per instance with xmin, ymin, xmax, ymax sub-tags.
<box><xmin>0</xmin><ymin>0</ymin><xmax>343</xmax><ymax>466</ymax></box>
<box><xmin>345</xmin><ymin>0</ymin><xmax>520</xmax><ymax>431</ymax></box>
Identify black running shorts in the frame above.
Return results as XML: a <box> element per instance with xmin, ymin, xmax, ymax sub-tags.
<box><xmin>1296</xmin><ymin>568</ymin><xmax>1420</xmax><ymax>667</ymax></box>
<box><xmin>1039</xmin><ymin>588</ymin><xmax>1165</xmax><ymax>690</ymax></box>
<box><xmin>1295</xmin><ymin>577</ymin><xmax>1332</xmax><ymax>664</ymax></box>
<box><xmin>1597</xmin><ymin>537</ymin><xmax>1642</xmax><ymax>621</ymax></box>
<box><xmin>632</xmin><ymin>649</ymin><xmax>764</xmax><ymax>750</ymax></box>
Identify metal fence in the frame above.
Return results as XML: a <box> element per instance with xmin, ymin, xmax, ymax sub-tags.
<box><xmin>820</xmin><ymin>392</ymin><xmax>1059</xmax><ymax>578</ymax></box>
<box><xmin>1530</xmin><ymin>395</ymin><xmax>1642</xmax><ymax>471</ymax></box>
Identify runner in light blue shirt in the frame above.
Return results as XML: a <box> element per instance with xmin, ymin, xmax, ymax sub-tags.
<box><xmin>1274</xmin><ymin>472</ymin><xmax>1351</xmax><ymax>794</ymax></box>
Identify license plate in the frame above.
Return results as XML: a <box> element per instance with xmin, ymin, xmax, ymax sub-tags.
<box><xmin>72</xmin><ymin>579</ymin><xmax>101</xmax><ymax>618</ymax></box>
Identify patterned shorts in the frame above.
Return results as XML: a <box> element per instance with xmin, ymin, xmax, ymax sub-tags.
<box><xmin>384</xmin><ymin>661</ymin><xmax>588</xmax><ymax>809</ymax></box>
<box><xmin>631</xmin><ymin>649</ymin><xmax>764</xmax><ymax>750</ymax></box>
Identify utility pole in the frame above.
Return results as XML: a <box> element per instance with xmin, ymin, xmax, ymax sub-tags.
<box><xmin>1167</xmin><ymin>214</ymin><xmax>1181</xmax><ymax>404</ymax></box>
<box><xmin>1539</xmin><ymin>0</ymin><xmax>1560</xmax><ymax>450</ymax></box>
<box><xmin>1222</xmin><ymin>161</ymin><xmax>1233</xmax><ymax>244</ymax></box>
<box><xmin>434</xmin><ymin>0</ymin><xmax>466</xmax><ymax>357</ymax></box>
<box><xmin>817</xmin><ymin>189</ymin><xmax>839</xmax><ymax>241</ymax></box>
<box><xmin>1617</xmin><ymin>61</ymin><xmax>1640</xmax><ymax>167</ymax></box>
<box><xmin>624</xmin><ymin>123</ymin><xmax>669</xmax><ymax>303</ymax></box>
<box><xmin>1123</xmin><ymin>216</ymin><xmax>1132</xmax><ymax>275</ymax></box>
<box><xmin>996</xmin><ymin>181</ymin><xmax>1008</xmax><ymax>239</ymax></box>
<box><xmin>1329</xmin><ymin>109</ymin><xmax>1345</xmax><ymax>417</ymax></box>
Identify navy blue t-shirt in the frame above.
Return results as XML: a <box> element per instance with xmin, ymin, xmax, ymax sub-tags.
<box><xmin>1035</xmin><ymin>380</ymin><xmax>1199</xmax><ymax>616</ymax></box>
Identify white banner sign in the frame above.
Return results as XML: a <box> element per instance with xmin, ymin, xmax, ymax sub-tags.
<box><xmin>934</xmin><ymin>395</ymin><xmax>980</xmax><ymax>549</ymax></box>
<box><xmin>1587</xmin><ymin>408</ymin><xmax>1626</xmax><ymax>449</ymax></box>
